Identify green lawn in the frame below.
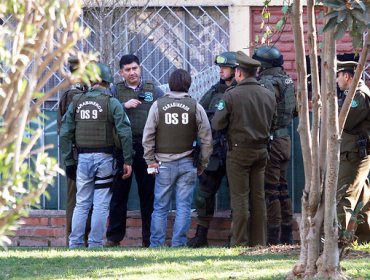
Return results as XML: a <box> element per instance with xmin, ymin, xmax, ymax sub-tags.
<box><xmin>0</xmin><ymin>246</ymin><xmax>369</xmax><ymax>280</ymax></box>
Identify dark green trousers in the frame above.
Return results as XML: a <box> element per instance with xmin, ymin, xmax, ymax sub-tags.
<box><xmin>196</xmin><ymin>164</ymin><xmax>227</xmax><ymax>228</ymax></box>
<box><xmin>337</xmin><ymin>152</ymin><xmax>370</xmax><ymax>243</ymax></box>
<box><xmin>226</xmin><ymin>147</ymin><xmax>267</xmax><ymax>247</ymax></box>
<box><xmin>264</xmin><ymin>136</ymin><xmax>293</xmax><ymax>226</ymax></box>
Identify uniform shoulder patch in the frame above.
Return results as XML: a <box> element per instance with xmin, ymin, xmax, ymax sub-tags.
<box><xmin>351</xmin><ymin>99</ymin><xmax>359</xmax><ymax>108</ymax></box>
<box><xmin>144</xmin><ymin>92</ymin><xmax>154</xmax><ymax>102</ymax></box>
<box><xmin>217</xmin><ymin>100</ymin><xmax>225</xmax><ymax>111</ymax></box>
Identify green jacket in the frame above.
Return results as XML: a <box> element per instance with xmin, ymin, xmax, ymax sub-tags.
<box><xmin>212</xmin><ymin>77</ymin><xmax>276</xmax><ymax>149</ymax></box>
<box><xmin>60</xmin><ymin>88</ymin><xmax>133</xmax><ymax>166</ymax></box>
<box><xmin>341</xmin><ymin>80</ymin><xmax>370</xmax><ymax>153</ymax></box>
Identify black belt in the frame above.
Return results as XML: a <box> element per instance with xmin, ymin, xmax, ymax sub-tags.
<box><xmin>77</xmin><ymin>147</ymin><xmax>114</xmax><ymax>154</ymax></box>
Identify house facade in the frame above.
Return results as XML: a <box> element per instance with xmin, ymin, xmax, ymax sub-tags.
<box><xmin>8</xmin><ymin>0</ymin><xmax>369</xmax><ymax>246</ymax></box>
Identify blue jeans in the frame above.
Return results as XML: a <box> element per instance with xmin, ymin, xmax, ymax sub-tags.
<box><xmin>69</xmin><ymin>153</ymin><xmax>113</xmax><ymax>249</ymax></box>
<box><xmin>150</xmin><ymin>157</ymin><xmax>197</xmax><ymax>247</ymax></box>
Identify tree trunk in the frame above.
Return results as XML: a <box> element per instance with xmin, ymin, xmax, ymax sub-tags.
<box><xmin>305</xmin><ymin>2</ymin><xmax>322</xmax><ymax>275</ymax></box>
<box><xmin>287</xmin><ymin>1</ymin><xmax>311</xmax><ymax>277</ymax></box>
<box><xmin>318</xmin><ymin>29</ymin><xmax>342</xmax><ymax>278</ymax></box>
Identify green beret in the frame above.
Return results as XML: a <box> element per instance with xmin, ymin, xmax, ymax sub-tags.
<box><xmin>235</xmin><ymin>51</ymin><xmax>261</xmax><ymax>68</ymax></box>
<box><xmin>337</xmin><ymin>60</ymin><xmax>357</xmax><ymax>73</ymax></box>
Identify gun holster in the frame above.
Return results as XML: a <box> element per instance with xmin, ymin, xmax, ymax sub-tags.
<box><xmin>357</xmin><ymin>137</ymin><xmax>368</xmax><ymax>159</ymax></box>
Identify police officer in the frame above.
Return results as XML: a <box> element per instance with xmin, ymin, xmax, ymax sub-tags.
<box><xmin>336</xmin><ymin>60</ymin><xmax>370</xmax><ymax>243</ymax></box>
<box><xmin>57</xmin><ymin>57</ymin><xmax>90</xmax><ymax>246</ymax></box>
<box><xmin>142</xmin><ymin>69</ymin><xmax>213</xmax><ymax>247</ymax></box>
<box><xmin>212</xmin><ymin>51</ymin><xmax>276</xmax><ymax>247</ymax></box>
<box><xmin>187</xmin><ymin>52</ymin><xmax>237</xmax><ymax>248</ymax></box>
<box><xmin>60</xmin><ymin>63</ymin><xmax>133</xmax><ymax>248</ymax></box>
<box><xmin>106</xmin><ymin>54</ymin><xmax>163</xmax><ymax>247</ymax></box>
<box><xmin>252</xmin><ymin>45</ymin><xmax>296</xmax><ymax>245</ymax></box>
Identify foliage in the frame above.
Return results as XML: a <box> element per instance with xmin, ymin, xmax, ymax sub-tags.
<box><xmin>322</xmin><ymin>0</ymin><xmax>370</xmax><ymax>47</ymax></box>
<box><xmin>0</xmin><ymin>0</ymin><xmax>98</xmax><ymax>248</ymax></box>
<box><xmin>256</xmin><ymin>0</ymin><xmax>291</xmax><ymax>45</ymax></box>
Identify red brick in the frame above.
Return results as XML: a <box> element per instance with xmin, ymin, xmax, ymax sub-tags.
<box><xmin>22</xmin><ymin>217</ymin><xmax>49</xmax><ymax>226</ymax></box>
<box><xmin>10</xmin><ymin>210</ymin><xmax>303</xmax><ymax>247</ymax></box>
<box><xmin>50</xmin><ymin>237</ymin><xmax>67</xmax><ymax>247</ymax></box>
<box><xmin>17</xmin><ymin>227</ymin><xmax>65</xmax><ymax>237</ymax></box>
<box><xmin>120</xmin><ymin>239</ymin><xmax>142</xmax><ymax>247</ymax></box>
<box><xmin>208</xmin><ymin>229</ymin><xmax>230</xmax><ymax>240</ymax></box>
<box><xmin>210</xmin><ymin>218</ymin><xmax>231</xmax><ymax>230</ymax></box>
<box><xmin>125</xmin><ymin>227</ymin><xmax>143</xmax><ymax>239</ymax></box>
<box><xmin>19</xmin><ymin>238</ymin><xmax>49</xmax><ymax>247</ymax></box>
<box><xmin>126</xmin><ymin>218</ymin><xmax>142</xmax><ymax>227</ymax></box>
<box><xmin>50</xmin><ymin>217</ymin><xmax>66</xmax><ymax>226</ymax></box>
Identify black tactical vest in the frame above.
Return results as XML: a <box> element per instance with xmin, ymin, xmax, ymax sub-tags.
<box><xmin>114</xmin><ymin>81</ymin><xmax>155</xmax><ymax>139</ymax></box>
<box><xmin>156</xmin><ymin>96</ymin><xmax>197</xmax><ymax>153</ymax></box>
<box><xmin>73</xmin><ymin>91</ymin><xmax>114</xmax><ymax>149</ymax></box>
<box><xmin>207</xmin><ymin>83</ymin><xmax>229</xmax><ymax>113</ymax></box>
<box><xmin>259</xmin><ymin>70</ymin><xmax>295</xmax><ymax>131</ymax></box>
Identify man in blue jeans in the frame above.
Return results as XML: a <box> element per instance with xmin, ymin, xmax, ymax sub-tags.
<box><xmin>142</xmin><ymin>69</ymin><xmax>213</xmax><ymax>247</ymax></box>
<box><xmin>60</xmin><ymin>63</ymin><xmax>133</xmax><ymax>248</ymax></box>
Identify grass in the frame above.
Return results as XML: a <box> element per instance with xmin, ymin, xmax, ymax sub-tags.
<box><xmin>0</xmin><ymin>245</ymin><xmax>369</xmax><ymax>280</ymax></box>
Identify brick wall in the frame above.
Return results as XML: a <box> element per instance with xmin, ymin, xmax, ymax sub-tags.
<box><xmin>250</xmin><ymin>6</ymin><xmax>361</xmax><ymax>81</ymax></box>
<box><xmin>8</xmin><ymin>210</ymin><xmax>300</xmax><ymax>247</ymax></box>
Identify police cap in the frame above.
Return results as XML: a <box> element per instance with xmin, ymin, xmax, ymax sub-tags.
<box><xmin>337</xmin><ymin>60</ymin><xmax>357</xmax><ymax>73</ymax></box>
<box><xmin>235</xmin><ymin>51</ymin><xmax>261</xmax><ymax>69</ymax></box>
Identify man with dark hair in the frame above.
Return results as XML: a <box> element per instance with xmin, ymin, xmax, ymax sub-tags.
<box><xmin>212</xmin><ymin>51</ymin><xmax>276</xmax><ymax>247</ymax></box>
<box><xmin>57</xmin><ymin>57</ymin><xmax>90</xmax><ymax>246</ymax></box>
<box><xmin>253</xmin><ymin>45</ymin><xmax>296</xmax><ymax>245</ymax></box>
<box><xmin>336</xmin><ymin>60</ymin><xmax>370</xmax><ymax>243</ymax></box>
<box><xmin>60</xmin><ymin>63</ymin><xmax>133</xmax><ymax>248</ymax></box>
<box><xmin>142</xmin><ymin>69</ymin><xmax>212</xmax><ymax>247</ymax></box>
<box><xmin>188</xmin><ymin>51</ymin><xmax>237</xmax><ymax>248</ymax></box>
<box><xmin>107</xmin><ymin>54</ymin><xmax>163</xmax><ymax>247</ymax></box>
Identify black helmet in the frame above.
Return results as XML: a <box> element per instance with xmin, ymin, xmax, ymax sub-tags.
<box><xmin>252</xmin><ymin>45</ymin><xmax>284</xmax><ymax>68</ymax></box>
<box><xmin>214</xmin><ymin>52</ymin><xmax>237</xmax><ymax>68</ymax></box>
<box><xmin>96</xmin><ymin>63</ymin><xmax>114</xmax><ymax>83</ymax></box>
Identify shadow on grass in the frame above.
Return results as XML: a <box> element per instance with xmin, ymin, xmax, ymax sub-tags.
<box><xmin>0</xmin><ymin>248</ymin><xmax>297</xmax><ymax>280</ymax></box>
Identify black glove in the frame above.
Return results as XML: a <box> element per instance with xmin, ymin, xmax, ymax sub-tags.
<box><xmin>65</xmin><ymin>165</ymin><xmax>77</xmax><ymax>181</ymax></box>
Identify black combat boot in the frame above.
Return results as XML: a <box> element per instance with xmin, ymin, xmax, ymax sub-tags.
<box><xmin>187</xmin><ymin>225</ymin><xmax>209</xmax><ymax>248</ymax></box>
<box><xmin>267</xmin><ymin>225</ymin><xmax>281</xmax><ymax>245</ymax></box>
<box><xmin>280</xmin><ymin>224</ymin><xmax>293</xmax><ymax>244</ymax></box>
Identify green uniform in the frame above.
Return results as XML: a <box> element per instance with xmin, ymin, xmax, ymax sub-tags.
<box><xmin>337</xmin><ymin>80</ymin><xmax>370</xmax><ymax>243</ymax></box>
<box><xmin>259</xmin><ymin>66</ymin><xmax>295</xmax><ymax>245</ymax></box>
<box><xmin>60</xmin><ymin>88</ymin><xmax>133</xmax><ymax>166</ymax></box>
<box><xmin>194</xmin><ymin>81</ymin><xmax>235</xmax><ymax>228</ymax></box>
<box><xmin>212</xmin><ymin>77</ymin><xmax>276</xmax><ymax>247</ymax></box>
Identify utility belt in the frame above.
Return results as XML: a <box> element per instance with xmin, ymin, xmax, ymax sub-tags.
<box><xmin>271</xmin><ymin>127</ymin><xmax>289</xmax><ymax>139</ymax></box>
<box><xmin>357</xmin><ymin>137</ymin><xmax>368</xmax><ymax>159</ymax></box>
<box><xmin>228</xmin><ymin>140</ymin><xmax>268</xmax><ymax>150</ymax></box>
<box><xmin>77</xmin><ymin>146</ymin><xmax>114</xmax><ymax>154</ymax></box>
